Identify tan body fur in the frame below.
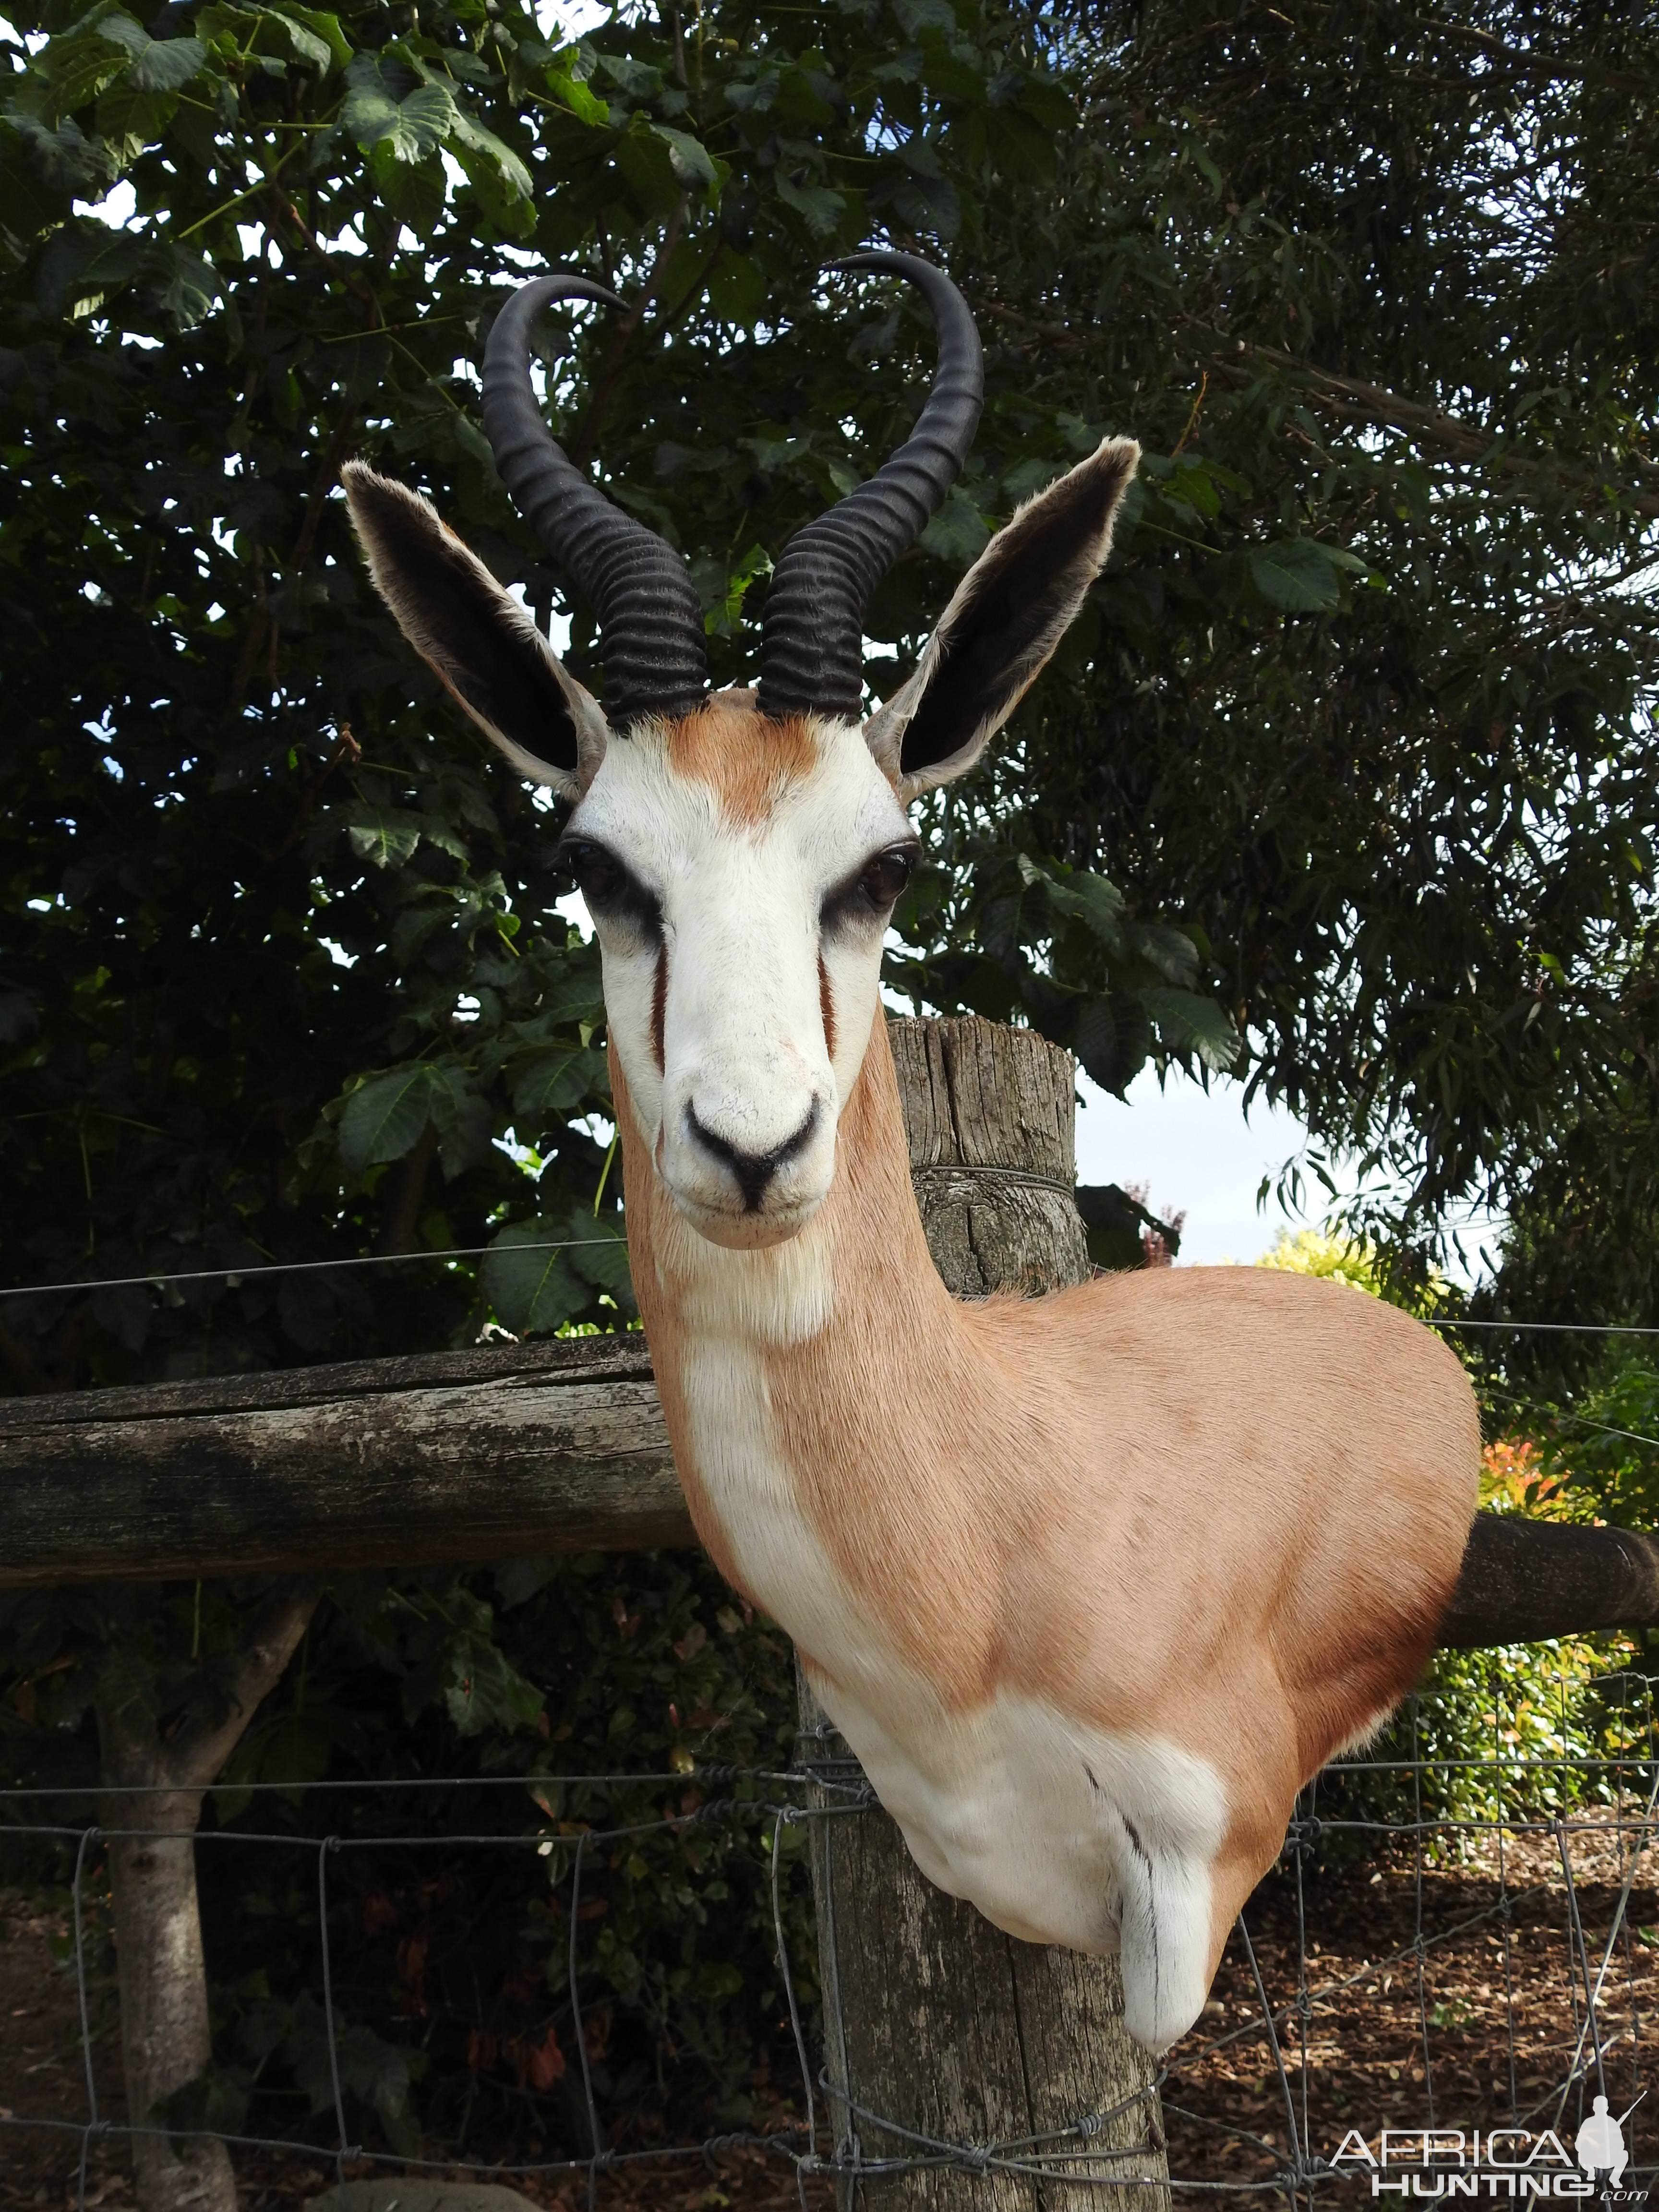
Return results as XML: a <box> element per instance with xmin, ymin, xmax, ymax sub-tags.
<box><xmin>618</xmin><ymin>1005</ymin><xmax>1481</xmax><ymax>2044</ymax></box>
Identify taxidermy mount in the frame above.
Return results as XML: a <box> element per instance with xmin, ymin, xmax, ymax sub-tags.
<box><xmin>344</xmin><ymin>250</ymin><xmax>1480</xmax><ymax>2052</ymax></box>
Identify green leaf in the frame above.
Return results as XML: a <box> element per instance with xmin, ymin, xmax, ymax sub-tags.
<box><xmin>342</xmin><ymin>55</ymin><xmax>453</xmax><ymax>162</ymax></box>
<box><xmin>569</xmin><ymin>1223</ymin><xmax>633</xmax><ymax>1297</ymax></box>
<box><xmin>37</xmin><ymin>29</ymin><xmax>130</xmax><ymax>112</ymax></box>
<box><xmin>1141</xmin><ymin>987</ymin><xmax>1241</xmax><ymax>1072</ymax></box>
<box><xmin>918</xmin><ymin>486</ymin><xmax>990</xmax><ymax>566</ymax></box>
<box><xmin>544</xmin><ymin>64</ymin><xmax>608</xmax><ymax>127</ymax></box>
<box><xmin>445</xmin><ymin>100</ymin><xmax>535</xmax><ymax>206</ymax></box>
<box><xmin>481</xmin><ymin>1218</ymin><xmax>586</xmax><ymax>1336</ymax></box>
<box><xmin>893</xmin><ymin>0</ymin><xmax>958</xmax><ymax>31</ymax></box>
<box><xmin>338</xmin><ymin>1067</ymin><xmax>436</xmax><ymax>1176</ymax></box>
<box><xmin>88</xmin><ymin>13</ymin><xmax>207</xmax><ymax>93</ymax></box>
<box><xmin>153</xmin><ymin>243</ymin><xmax>220</xmax><ymax>328</ymax></box>
<box><xmin>614</xmin><ymin>121</ymin><xmax>681</xmax><ymax>217</ymax></box>
<box><xmin>340</xmin><ymin>68</ymin><xmax>404</xmax><ymax>148</ymax></box>
<box><xmin>512</xmin><ymin>1046</ymin><xmax>599</xmax><ymax>1120</ymax></box>
<box><xmin>596</xmin><ymin>51</ymin><xmax>662</xmax><ymax>100</ymax></box>
<box><xmin>707</xmin><ymin>247</ymin><xmax>765</xmax><ymax>326</ymax></box>
<box><xmin>267</xmin><ymin>6</ymin><xmax>341</xmax><ymax>71</ymax></box>
<box><xmin>397</xmin><ymin>82</ymin><xmax>457</xmax><ymax>154</ymax></box>
<box><xmin>773</xmin><ymin>169</ymin><xmax>844</xmax><ymax>238</ymax></box>
<box><xmin>370</xmin><ymin>140</ymin><xmax>444</xmax><ymax>232</ymax></box>
<box><xmin>0</xmin><ymin>114</ymin><xmax>108</xmax><ymax>230</ymax></box>
<box><xmin>1071</xmin><ymin>998</ymin><xmax>1118</xmax><ymax>1090</ymax></box>
<box><xmin>346</xmin><ymin>803</ymin><xmax>421</xmax><ymax>867</ymax></box>
<box><xmin>651</xmin><ymin>123</ymin><xmax>717</xmax><ymax>191</ymax></box>
<box><xmin>93</xmin><ymin>82</ymin><xmax>177</xmax><ymax>162</ymax></box>
<box><xmin>1247</xmin><ymin>539</ymin><xmax>1343</xmax><ymax>614</ymax></box>
<box><xmin>886</xmin><ymin>169</ymin><xmax>961</xmax><ymax>240</ymax></box>
<box><xmin>127</xmin><ymin>34</ymin><xmax>206</xmax><ymax>93</ymax></box>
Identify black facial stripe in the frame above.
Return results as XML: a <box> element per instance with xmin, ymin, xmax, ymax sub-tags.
<box><xmin>555</xmin><ymin>836</ymin><xmax>663</xmax><ymax>941</ymax></box>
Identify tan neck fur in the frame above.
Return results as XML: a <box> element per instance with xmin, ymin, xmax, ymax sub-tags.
<box><xmin>614</xmin><ymin>1015</ymin><xmax>1018</xmax><ymax>1695</ymax></box>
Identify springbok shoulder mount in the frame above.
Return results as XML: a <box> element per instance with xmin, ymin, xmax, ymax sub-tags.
<box><xmin>346</xmin><ymin>254</ymin><xmax>1480</xmax><ymax>2055</ymax></box>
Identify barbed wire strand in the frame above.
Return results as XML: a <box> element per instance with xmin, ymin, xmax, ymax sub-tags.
<box><xmin>0</xmin><ymin>1237</ymin><xmax>625</xmax><ymax>1301</ymax></box>
<box><xmin>4</xmin><ymin>1236</ymin><xmax>1659</xmax><ymax>1336</ymax></box>
<box><xmin>10</xmin><ymin>1671</ymin><xmax>1659</xmax><ymax>2201</ymax></box>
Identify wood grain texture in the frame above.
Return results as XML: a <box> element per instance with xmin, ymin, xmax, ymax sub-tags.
<box><xmin>890</xmin><ymin>1017</ymin><xmax>1090</xmax><ymax>1300</ymax></box>
<box><xmin>800</xmin><ymin>1016</ymin><xmax>1169</xmax><ymax>2212</ymax></box>
<box><xmin>1440</xmin><ymin>1514</ymin><xmax>1659</xmax><ymax>1646</ymax></box>
<box><xmin>0</xmin><ymin>1336</ymin><xmax>688</xmax><ymax>1587</ymax></box>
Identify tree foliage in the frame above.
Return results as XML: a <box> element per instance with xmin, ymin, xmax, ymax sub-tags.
<box><xmin>985</xmin><ymin>0</ymin><xmax>1659</xmax><ymax>1263</ymax></box>
<box><xmin>3</xmin><ymin>0</ymin><xmax>1658</xmax><ymax>2167</ymax></box>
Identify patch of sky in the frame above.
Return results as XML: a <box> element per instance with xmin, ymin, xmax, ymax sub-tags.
<box><xmin>78</xmin><ymin>177</ymin><xmax>135</xmax><ymax>225</ymax></box>
<box><xmin>506</xmin><ymin>579</ymin><xmax>574</xmax><ymax>659</ymax></box>
<box><xmin>318</xmin><ymin>938</ymin><xmax>357</xmax><ymax>967</ymax></box>
<box><xmin>496</xmin><ymin>1125</ymin><xmax>545</xmax><ymax>1177</ymax></box>
<box><xmin>533</xmin><ymin>0</ymin><xmax>610</xmax><ymax>38</ymax></box>
<box><xmin>1076</xmin><ymin>1061</ymin><xmax>1506</xmax><ymax>1286</ymax></box>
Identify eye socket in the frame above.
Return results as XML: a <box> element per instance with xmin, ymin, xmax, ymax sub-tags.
<box><xmin>557</xmin><ymin>838</ymin><xmax>661</xmax><ymax>940</ymax></box>
<box><xmin>822</xmin><ymin>842</ymin><xmax>919</xmax><ymax>932</ymax></box>
<box><xmin>858</xmin><ymin>846</ymin><xmax>916</xmax><ymax>910</ymax></box>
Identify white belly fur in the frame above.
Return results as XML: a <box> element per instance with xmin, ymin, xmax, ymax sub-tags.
<box><xmin>679</xmin><ymin>1325</ymin><xmax>1229</xmax><ymax>2052</ymax></box>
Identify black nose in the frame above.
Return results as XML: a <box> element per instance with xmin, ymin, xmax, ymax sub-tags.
<box><xmin>685</xmin><ymin>1099</ymin><xmax>822</xmax><ymax>1211</ymax></box>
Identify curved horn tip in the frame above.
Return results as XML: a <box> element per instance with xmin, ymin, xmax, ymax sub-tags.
<box><xmin>482</xmin><ymin>268</ymin><xmax>710</xmax><ymax>726</ymax></box>
<box><xmin>829</xmin><ymin>249</ymin><xmax>945</xmax><ymax>274</ymax></box>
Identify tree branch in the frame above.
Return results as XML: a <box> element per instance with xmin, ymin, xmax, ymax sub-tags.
<box><xmin>570</xmin><ymin>191</ymin><xmax>691</xmax><ymax>471</ymax></box>
<box><xmin>972</xmin><ymin>291</ymin><xmax>1659</xmax><ymax>519</ymax></box>
<box><xmin>1190</xmin><ymin>321</ymin><xmax>1659</xmax><ymax>517</ymax></box>
<box><xmin>167</xmin><ymin>1578</ymin><xmax>322</xmax><ymax>1790</ymax></box>
<box><xmin>377</xmin><ymin>1118</ymin><xmax>439</xmax><ymax>1257</ymax></box>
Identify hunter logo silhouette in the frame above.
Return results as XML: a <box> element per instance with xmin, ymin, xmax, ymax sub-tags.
<box><xmin>1576</xmin><ymin>2094</ymin><xmax>1644</xmax><ymax>2188</ymax></box>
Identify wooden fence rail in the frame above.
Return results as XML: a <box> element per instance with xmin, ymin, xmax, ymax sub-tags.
<box><xmin>6</xmin><ymin>1310</ymin><xmax>1659</xmax><ymax>1645</ymax></box>
<box><xmin>0</xmin><ymin>1335</ymin><xmax>687</xmax><ymax>1587</ymax></box>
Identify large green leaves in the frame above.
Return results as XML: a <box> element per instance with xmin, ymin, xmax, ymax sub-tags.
<box><xmin>481</xmin><ymin>1213</ymin><xmax>632</xmax><ymax>1336</ymax></box>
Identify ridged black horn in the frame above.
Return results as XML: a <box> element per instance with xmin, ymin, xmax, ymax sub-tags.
<box><xmin>756</xmin><ymin>251</ymin><xmax>984</xmax><ymax>724</ymax></box>
<box><xmin>482</xmin><ymin>274</ymin><xmax>709</xmax><ymax>728</ymax></box>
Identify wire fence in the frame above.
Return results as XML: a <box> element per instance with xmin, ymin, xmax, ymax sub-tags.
<box><xmin>5</xmin><ymin>1668</ymin><xmax>1659</xmax><ymax>2208</ymax></box>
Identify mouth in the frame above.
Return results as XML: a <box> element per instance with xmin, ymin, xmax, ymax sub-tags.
<box><xmin>667</xmin><ymin>1182</ymin><xmax>827</xmax><ymax>1250</ymax></box>
<box><xmin>658</xmin><ymin>1086</ymin><xmax>833</xmax><ymax>1248</ymax></box>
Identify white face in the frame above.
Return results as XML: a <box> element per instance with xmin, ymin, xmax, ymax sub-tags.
<box><xmin>558</xmin><ymin>709</ymin><xmax>916</xmax><ymax>1249</ymax></box>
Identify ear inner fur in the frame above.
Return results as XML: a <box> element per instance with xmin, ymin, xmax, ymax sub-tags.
<box><xmin>900</xmin><ymin>440</ymin><xmax>1138</xmax><ymax>778</ymax></box>
<box><xmin>343</xmin><ymin>462</ymin><xmax>582</xmax><ymax>777</ymax></box>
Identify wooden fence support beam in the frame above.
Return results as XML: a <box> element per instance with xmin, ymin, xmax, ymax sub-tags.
<box><xmin>797</xmin><ymin>1018</ymin><xmax>1170</xmax><ymax>2212</ymax></box>
<box><xmin>0</xmin><ymin>1337</ymin><xmax>687</xmax><ymax>1587</ymax></box>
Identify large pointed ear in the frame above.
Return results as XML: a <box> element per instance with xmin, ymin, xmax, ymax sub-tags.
<box><xmin>863</xmin><ymin>437</ymin><xmax>1139</xmax><ymax>801</ymax></box>
<box><xmin>342</xmin><ymin>462</ymin><xmax>609</xmax><ymax>799</ymax></box>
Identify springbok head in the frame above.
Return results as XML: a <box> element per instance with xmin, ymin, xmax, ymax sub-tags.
<box><xmin>345</xmin><ymin>253</ymin><xmax>1138</xmax><ymax>1250</ymax></box>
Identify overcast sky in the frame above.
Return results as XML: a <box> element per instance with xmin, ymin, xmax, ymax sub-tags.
<box><xmin>1077</xmin><ymin>1066</ymin><xmax>1508</xmax><ymax>1282</ymax></box>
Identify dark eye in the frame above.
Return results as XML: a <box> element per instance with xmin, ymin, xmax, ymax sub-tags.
<box><xmin>822</xmin><ymin>843</ymin><xmax>918</xmax><ymax>931</ymax></box>
<box><xmin>558</xmin><ymin>839</ymin><xmax>661</xmax><ymax>939</ymax></box>
<box><xmin>859</xmin><ymin>847</ymin><xmax>916</xmax><ymax>909</ymax></box>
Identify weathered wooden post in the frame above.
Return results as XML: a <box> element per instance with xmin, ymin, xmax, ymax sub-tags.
<box><xmin>798</xmin><ymin>1016</ymin><xmax>1170</xmax><ymax>2210</ymax></box>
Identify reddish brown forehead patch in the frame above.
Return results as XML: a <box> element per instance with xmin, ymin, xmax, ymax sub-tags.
<box><xmin>666</xmin><ymin>698</ymin><xmax>819</xmax><ymax>824</ymax></box>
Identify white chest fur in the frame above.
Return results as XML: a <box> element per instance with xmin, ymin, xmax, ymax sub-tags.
<box><xmin>672</xmin><ymin>1265</ymin><xmax>1229</xmax><ymax>2054</ymax></box>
